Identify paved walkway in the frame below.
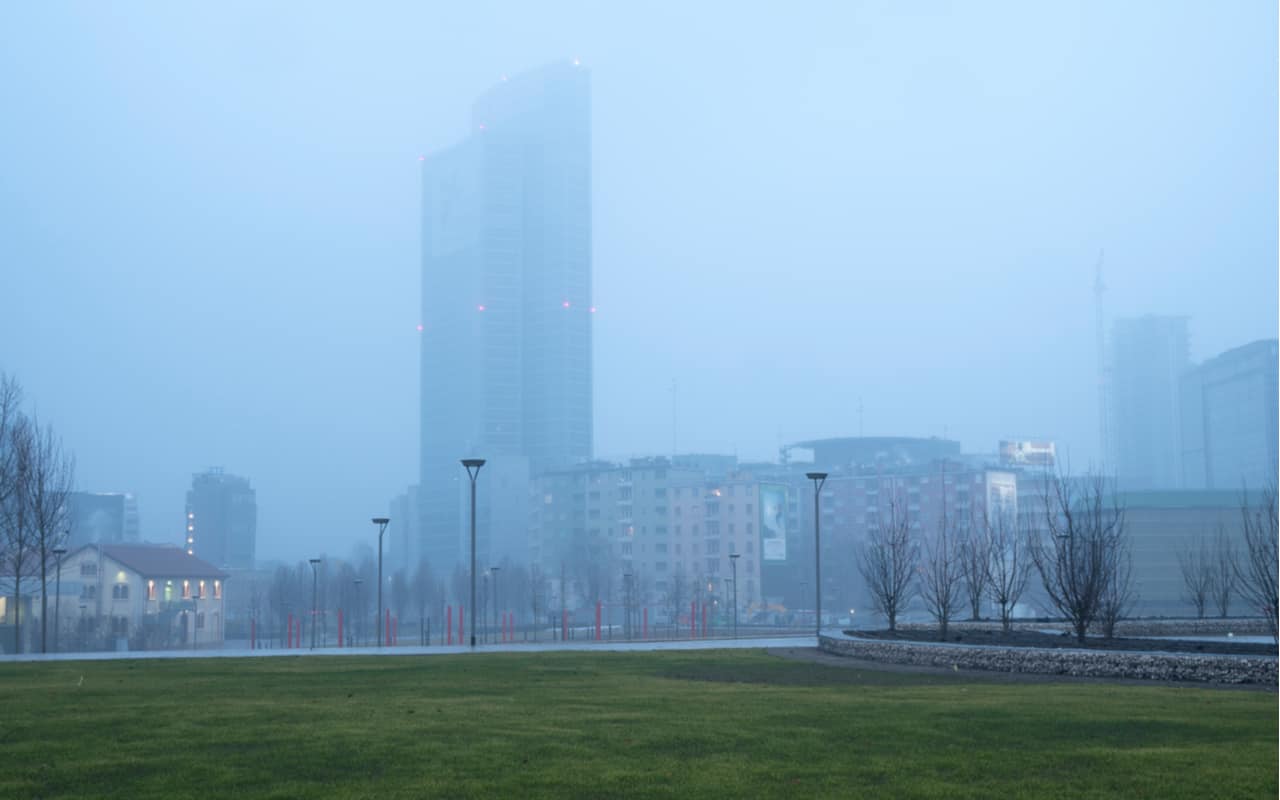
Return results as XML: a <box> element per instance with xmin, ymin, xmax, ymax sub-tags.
<box><xmin>1</xmin><ymin>633</ymin><xmax>818</xmax><ymax>663</ymax></box>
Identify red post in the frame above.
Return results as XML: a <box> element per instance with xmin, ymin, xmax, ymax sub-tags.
<box><xmin>690</xmin><ymin>602</ymin><xmax>696</xmax><ymax>638</ymax></box>
<box><xmin>643</xmin><ymin>607</ymin><xmax>648</xmax><ymax>640</ymax></box>
<box><xmin>561</xmin><ymin>609</ymin><xmax>568</xmax><ymax>641</ymax></box>
<box><xmin>702</xmin><ymin>604</ymin><xmax>708</xmax><ymax>638</ymax></box>
<box><xmin>385</xmin><ymin>609</ymin><xmax>392</xmax><ymax>646</ymax></box>
<box><xmin>250</xmin><ymin>618</ymin><xmax>256</xmax><ymax>650</ymax></box>
<box><xmin>287</xmin><ymin>614</ymin><xmax>294</xmax><ymax>648</ymax></box>
<box><xmin>447</xmin><ymin>605</ymin><xmax>453</xmax><ymax>644</ymax></box>
<box><xmin>595</xmin><ymin>601</ymin><xmax>602</xmax><ymax>641</ymax></box>
<box><xmin>337</xmin><ymin>609</ymin><xmax>344</xmax><ymax>648</ymax></box>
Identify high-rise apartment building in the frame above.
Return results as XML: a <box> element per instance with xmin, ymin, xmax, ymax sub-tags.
<box><xmin>419</xmin><ymin>61</ymin><xmax>592</xmax><ymax>571</ymax></box>
<box><xmin>185</xmin><ymin>468</ymin><xmax>257</xmax><ymax>570</ymax></box>
<box><xmin>1108</xmin><ymin>315</ymin><xmax>1189</xmax><ymax>489</ymax></box>
<box><xmin>67</xmin><ymin>492</ymin><xmax>140</xmax><ymax>549</ymax></box>
<box><xmin>1179</xmin><ymin>339</ymin><xmax>1279</xmax><ymax>490</ymax></box>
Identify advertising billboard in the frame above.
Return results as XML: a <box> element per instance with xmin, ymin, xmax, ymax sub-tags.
<box><xmin>759</xmin><ymin>484</ymin><xmax>787</xmax><ymax>562</ymax></box>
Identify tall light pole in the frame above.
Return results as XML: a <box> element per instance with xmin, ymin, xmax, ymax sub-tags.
<box><xmin>52</xmin><ymin>547</ymin><xmax>67</xmax><ymax>653</ymax></box>
<box><xmin>491</xmin><ymin>566</ymin><xmax>500</xmax><ymax>644</ymax></box>
<box><xmin>461</xmin><ymin>458</ymin><xmax>486</xmax><ymax>648</ymax></box>
<box><xmin>372</xmin><ymin>517</ymin><xmax>390</xmax><ymax>647</ymax></box>
<box><xmin>353</xmin><ymin>578</ymin><xmax>363</xmax><ymax>646</ymax></box>
<box><xmin>729</xmin><ymin>553</ymin><xmax>739</xmax><ymax>639</ymax></box>
<box><xmin>309</xmin><ymin>559</ymin><xmax>322</xmax><ymax>650</ymax></box>
<box><xmin>806</xmin><ymin>472</ymin><xmax>827</xmax><ymax>639</ymax></box>
<box><xmin>623</xmin><ymin>573</ymin><xmax>633</xmax><ymax>640</ymax></box>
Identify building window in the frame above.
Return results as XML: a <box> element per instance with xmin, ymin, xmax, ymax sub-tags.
<box><xmin>111</xmin><ymin>616</ymin><xmax>128</xmax><ymax>635</ymax></box>
<box><xmin>655</xmin><ymin>543</ymin><xmax>667</xmax><ymax>554</ymax></box>
<box><xmin>198</xmin><ymin>580</ymin><xmax>207</xmax><ymax>599</ymax></box>
<box><xmin>164</xmin><ymin>581</ymin><xmax>173</xmax><ymax>602</ymax></box>
<box><xmin>82</xmin><ymin>585</ymin><xmax>97</xmax><ymax>600</ymax></box>
<box><xmin>196</xmin><ymin>612</ymin><xmax>205</xmax><ymax>629</ymax></box>
<box><xmin>182</xmin><ymin>580</ymin><xmax>191</xmax><ymax>600</ymax></box>
<box><xmin>746</xmin><ymin>504</ymin><xmax>753</xmax><ymax>515</ymax></box>
<box><xmin>214</xmin><ymin>580</ymin><xmax>222</xmax><ymax>600</ymax></box>
<box><xmin>80</xmin><ymin>562</ymin><xmax>97</xmax><ymax>577</ymax></box>
<box><xmin>112</xmin><ymin>584</ymin><xmax>129</xmax><ymax>600</ymax></box>
<box><xmin>147</xmin><ymin>580</ymin><xmax>156</xmax><ymax>601</ymax></box>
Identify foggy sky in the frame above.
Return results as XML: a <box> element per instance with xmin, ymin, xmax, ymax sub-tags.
<box><xmin>2</xmin><ymin>1</ymin><xmax>1275</xmax><ymax>562</ymax></box>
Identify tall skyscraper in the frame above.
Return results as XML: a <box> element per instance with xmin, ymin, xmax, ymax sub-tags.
<box><xmin>418</xmin><ymin>62</ymin><xmax>592</xmax><ymax>571</ymax></box>
<box><xmin>67</xmin><ymin>492</ymin><xmax>140</xmax><ymax>549</ymax></box>
<box><xmin>1108</xmin><ymin>315</ymin><xmax>1189</xmax><ymax>489</ymax></box>
<box><xmin>185</xmin><ymin>468</ymin><xmax>257</xmax><ymax>569</ymax></box>
<box><xmin>1179</xmin><ymin>339</ymin><xmax>1279</xmax><ymax>490</ymax></box>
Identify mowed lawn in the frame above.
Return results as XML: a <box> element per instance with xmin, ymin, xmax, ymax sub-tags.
<box><xmin>0</xmin><ymin>649</ymin><xmax>1274</xmax><ymax>799</ymax></box>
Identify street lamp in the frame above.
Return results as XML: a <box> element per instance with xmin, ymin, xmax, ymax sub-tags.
<box><xmin>372</xmin><ymin>517</ymin><xmax>390</xmax><ymax>647</ymax></box>
<box><xmin>623</xmin><ymin>573</ymin><xmax>633</xmax><ymax>640</ymax></box>
<box><xmin>461</xmin><ymin>458</ymin><xmax>486</xmax><ymax>648</ymax></box>
<box><xmin>309</xmin><ymin>558</ymin><xmax>322</xmax><ymax>650</ymax></box>
<box><xmin>353</xmin><ymin>578</ymin><xmax>364</xmax><ymax>646</ymax></box>
<box><xmin>729</xmin><ymin>553</ymin><xmax>740</xmax><ymax>639</ymax></box>
<box><xmin>490</xmin><ymin>566</ymin><xmax>500</xmax><ymax>644</ymax></box>
<box><xmin>806</xmin><ymin>471</ymin><xmax>828</xmax><ymax>639</ymax></box>
<box><xmin>52</xmin><ymin>547</ymin><xmax>67</xmax><ymax>653</ymax></box>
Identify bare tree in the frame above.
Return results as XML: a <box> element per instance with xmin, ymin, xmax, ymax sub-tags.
<box><xmin>1211</xmin><ymin>525</ymin><xmax>1236</xmax><ymax>618</ymax></box>
<box><xmin>529</xmin><ymin>563</ymin><xmax>547</xmax><ymax>641</ymax></box>
<box><xmin>411</xmin><ymin>557</ymin><xmax>436</xmax><ymax>638</ymax></box>
<box><xmin>1177</xmin><ymin>536</ymin><xmax>1214</xmax><ymax>619</ymax></box>
<box><xmin>983</xmin><ymin>506</ymin><xmax>1031</xmax><ymax>633</ymax></box>
<box><xmin>918</xmin><ymin>510</ymin><xmax>964</xmax><ymax>640</ymax></box>
<box><xmin>857</xmin><ymin>487</ymin><xmax>918</xmax><ymax>631</ymax></box>
<box><xmin>664</xmin><ymin>562</ymin><xmax>689</xmax><ymax>633</ymax></box>
<box><xmin>957</xmin><ymin>512</ymin><xmax>991</xmax><ymax>621</ymax></box>
<box><xmin>28</xmin><ymin>418</ymin><xmax>74</xmax><ymax>653</ymax></box>
<box><xmin>1030</xmin><ymin>470</ymin><xmax>1128</xmax><ymax>643</ymax></box>
<box><xmin>1097</xmin><ymin>541</ymin><xmax>1136</xmax><ymax>639</ymax></box>
<box><xmin>1</xmin><ymin>413</ymin><xmax>36</xmax><ymax>653</ymax></box>
<box><xmin>1233</xmin><ymin>485</ymin><xmax>1278</xmax><ymax>643</ymax></box>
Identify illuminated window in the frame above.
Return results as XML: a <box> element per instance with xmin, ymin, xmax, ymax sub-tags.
<box><xmin>147</xmin><ymin>580</ymin><xmax>156</xmax><ymax>601</ymax></box>
<box><xmin>198</xmin><ymin>580</ymin><xmax>206</xmax><ymax>599</ymax></box>
<box><xmin>164</xmin><ymin>581</ymin><xmax>173</xmax><ymax>602</ymax></box>
<box><xmin>182</xmin><ymin>580</ymin><xmax>191</xmax><ymax>599</ymax></box>
<box><xmin>213</xmin><ymin>580</ymin><xmax>222</xmax><ymax>600</ymax></box>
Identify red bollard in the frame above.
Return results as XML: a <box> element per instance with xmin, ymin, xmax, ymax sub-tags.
<box><xmin>690</xmin><ymin>602</ymin><xmax>696</xmax><ymax>638</ymax></box>
<box><xmin>385</xmin><ymin>610</ymin><xmax>392</xmax><ymax>646</ymax></box>
<box><xmin>447</xmin><ymin>605</ymin><xmax>453</xmax><ymax>644</ymax></box>
<box><xmin>702</xmin><ymin>604</ymin><xmax>708</xmax><ymax>638</ymax></box>
<box><xmin>595</xmin><ymin>602</ymin><xmax>602</xmax><ymax>641</ymax></box>
<box><xmin>288</xmin><ymin>614</ymin><xmax>294</xmax><ymax>648</ymax></box>
<box><xmin>250</xmin><ymin>618</ymin><xmax>256</xmax><ymax>650</ymax></box>
<box><xmin>337</xmin><ymin>609</ymin><xmax>344</xmax><ymax>648</ymax></box>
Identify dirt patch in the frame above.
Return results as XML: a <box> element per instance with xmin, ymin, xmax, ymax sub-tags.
<box><xmin>855</xmin><ymin>627</ymin><xmax>1276</xmax><ymax>657</ymax></box>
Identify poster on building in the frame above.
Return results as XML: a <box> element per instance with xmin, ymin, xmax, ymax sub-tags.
<box><xmin>760</xmin><ymin>484</ymin><xmax>787</xmax><ymax>561</ymax></box>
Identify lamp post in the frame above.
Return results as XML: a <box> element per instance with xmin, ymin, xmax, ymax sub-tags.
<box><xmin>368</xmin><ymin>517</ymin><xmax>386</xmax><ymax>642</ymax></box>
<box><xmin>461</xmin><ymin>458</ymin><xmax>486</xmax><ymax>648</ymax></box>
<box><xmin>490</xmin><ymin>566</ymin><xmax>500</xmax><ymax>644</ymax></box>
<box><xmin>806</xmin><ymin>472</ymin><xmax>828</xmax><ymax>639</ymax></box>
<box><xmin>729</xmin><ymin>553</ymin><xmax>740</xmax><ymax>639</ymax></box>
<box><xmin>623</xmin><ymin>573</ymin><xmax>633</xmax><ymax>640</ymax></box>
<box><xmin>52</xmin><ymin>547</ymin><xmax>67</xmax><ymax>653</ymax></box>
<box><xmin>309</xmin><ymin>558</ymin><xmax>322</xmax><ymax>650</ymax></box>
<box><xmin>353</xmin><ymin>578</ymin><xmax>363</xmax><ymax>646</ymax></box>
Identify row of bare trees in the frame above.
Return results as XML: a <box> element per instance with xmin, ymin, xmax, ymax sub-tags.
<box><xmin>0</xmin><ymin>374</ymin><xmax>77</xmax><ymax>654</ymax></box>
<box><xmin>858</xmin><ymin>471</ymin><xmax>1127</xmax><ymax>643</ymax></box>
<box><xmin>858</xmin><ymin>467</ymin><xmax>1279</xmax><ymax>643</ymax></box>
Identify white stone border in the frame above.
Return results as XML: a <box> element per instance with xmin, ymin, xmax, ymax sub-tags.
<box><xmin>819</xmin><ymin>632</ymin><xmax>1277</xmax><ymax>686</ymax></box>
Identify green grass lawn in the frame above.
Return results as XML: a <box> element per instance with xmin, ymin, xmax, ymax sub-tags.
<box><xmin>0</xmin><ymin>649</ymin><xmax>1274</xmax><ymax>799</ymax></box>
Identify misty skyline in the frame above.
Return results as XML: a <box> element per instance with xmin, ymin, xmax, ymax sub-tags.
<box><xmin>2</xmin><ymin>2</ymin><xmax>1276</xmax><ymax>561</ymax></box>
